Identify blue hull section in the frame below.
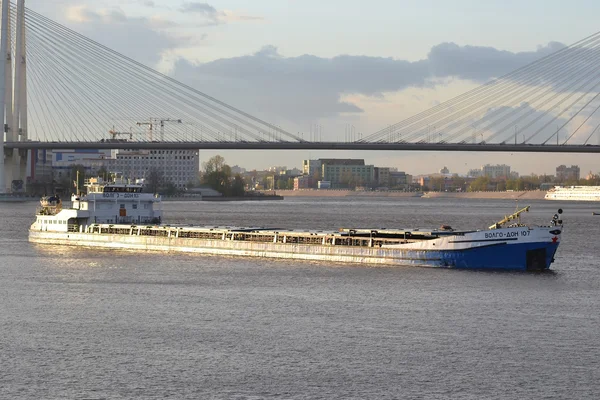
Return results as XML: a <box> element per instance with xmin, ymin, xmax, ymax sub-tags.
<box><xmin>417</xmin><ymin>241</ymin><xmax>559</xmax><ymax>271</ymax></box>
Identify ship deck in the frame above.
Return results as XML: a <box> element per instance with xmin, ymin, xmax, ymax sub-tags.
<box><xmin>67</xmin><ymin>222</ymin><xmax>476</xmax><ymax>248</ymax></box>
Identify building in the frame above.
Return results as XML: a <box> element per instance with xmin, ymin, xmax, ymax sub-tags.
<box><xmin>303</xmin><ymin>158</ymin><xmax>367</xmax><ymax>187</ymax></box>
<box><xmin>389</xmin><ymin>171</ymin><xmax>410</xmax><ymax>189</ymax></box>
<box><xmin>467</xmin><ymin>165</ymin><xmax>512</xmax><ymax>179</ymax></box>
<box><xmin>302</xmin><ymin>160</ymin><xmax>322</xmax><ymax>177</ymax></box>
<box><xmin>107</xmin><ymin>149</ymin><xmax>200</xmax><ymax>189</ymax></box>
<box><xmin>231</xmin><ymin>165</ymin><xmax>246</xmax><ymax>174</ymax></box>
<box><xmin>32</xmin><ymin>149</ymin><xmax>54</xmax><ymax>182</ymax></box>
<box><xmin>47</xmin><ymin>149</ymin><xmax>112</xmax><ymax>181</ymax></box>
<box><xmin>468</xmin><ymin>168</ymin><xmax>483</xmax><ymax>178</ymax></box>
<box><xmin>482</xmin><ymin>164</ymin><xmax>511</xmax><ymax>179</ymax></box>
<box><xmin>374</xmin><ymin>167</ymin><xmax>391</xmax><ymax>186</ymax></box>
<box><xmin>556</xmin><ymin>165</ymin><xmax>580</xmax><ymax>181</ymax></box>
<box><xmin>322</xmin><ymin>163</ymin><xmax>374</xmax><ymax>187</ymax></box>
<box><xmin>319</xmin><ymin>159</ymin><xmax>365</xmax><ymax>167</ymax></box>
<box><xmin>293</xmin><ymin>175</ymin><xmax>314</xmax><ymax>190</ymax></box>
<box><xmin>466</xmin><ymin>164</ymin><xmax>511</xmax><ymax>179</ymax></box>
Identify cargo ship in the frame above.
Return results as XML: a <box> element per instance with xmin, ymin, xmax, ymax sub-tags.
<box><xmin>29</xmin><ymin>176</ymin><xmax>564</xmax><ymax>271</ymax></box>
<box><xmin>545</xmin><ymin>186</ymin><xmax>600</xmax><ymax>201</ymax></box>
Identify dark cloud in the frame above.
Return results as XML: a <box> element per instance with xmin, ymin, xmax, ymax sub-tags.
<box><xmin>180</xmin><ymin>2</ymin><xmax>218</xmax><ymax>17</ymax></box>
<box><xmin>178</xmin><ymin>2</ymin><xmax>263</xmax><ymax>26</ymax></box>
<box><xmin>171</xmin><ymin>42</ymin><xmax>565</xmax><ymax>127</ymax></box>
<box><xmin>427</xmin><ymin>42</ymin><xmax>565</xmax><ymax>82</ymax></box>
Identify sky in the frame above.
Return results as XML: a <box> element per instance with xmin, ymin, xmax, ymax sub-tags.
<box><xmin>26</xmin><ymin>0</ymin><xmax>600</xmax><ymax>176</ymax></box>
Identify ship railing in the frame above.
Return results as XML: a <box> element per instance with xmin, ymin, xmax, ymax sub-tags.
<box><xmin>68</xmin><ymin>224</ymin><xmax>80</xmax><ymax>233</ymax></box>
<box><xmin>36</xmin><ymin>205</ymin><xmax>61</xmax><ymax>215</ymax></box>
<box><xmin>82</xmin><ymin>224</ymin><xmax>426</xmax><ymax>247</ymax></box>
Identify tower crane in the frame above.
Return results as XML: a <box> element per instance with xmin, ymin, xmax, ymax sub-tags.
<box><xmin>136</xmin><ymin>118</ymin><xmax>182</xmax><ymax>141</ymax></box>
<box><xmin>108</xmin><ymin>126</ymin><xmax>133</xmax><ymax>141</ymax></box>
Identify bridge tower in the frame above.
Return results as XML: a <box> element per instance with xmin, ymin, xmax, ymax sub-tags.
<box><xmin>0</xmin><ymin>0</ymin><xmax>27</xmax><ymax>193</ymax></box>
<box><xmin>0</xmin><ymin>0</ymin><xmax>9</xmax><ymax>192</ymax></box>
<box><xmin>14</xmin><ymin>0</ymin><xmax>28</xmax><ymax>191</ymax></box>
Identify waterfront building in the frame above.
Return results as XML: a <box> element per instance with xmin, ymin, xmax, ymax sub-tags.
<box><xmin>556</xmin><ymin>165</ymin><xmax>580</xmax><ymax>181</ymax></box>
<box><xmin>47</xmin><ymin>149</ymin><xmax>112</xmax><ymax>180</ymax></box>
<box><xmin>374</xmin><ymin>167</ymin><xmax>391</xmax><ymax>186</ymax></box>
<box><xmin>482</xmin><ymin>164</ymin><xmax>511</xmax><ymax>179</ymax></box>
<box><xmin>468</xmin><ymin>165</ymin><xmax>511</xmax><ymax>179</ymax></box>
<box><xmin>303</xmin><ymin>159</ymin><xmax>365</xmax><ymax>176</ymax></box>
<box><xmin>303</xmin><ymin>158</ymin><xmax>367</xmax><ymax>187</ymax></box>
<box><xmin>107</xmin><ymin>149</ymin><xmax>200</xmax><ymax>189</ymax></box>
<box><xmin>302</xmin><ymin>159</ymin><xmax>322</xmax><ymax>178</ymax></box>
<box><xmin>32</xmin><ymin>149</ymin><xmax>53</xmax><ymax>182</ymax></box>
<box><xmin>417</xmin><ymin>176</ymin><xmax>430</xmax><ymax>188</ymax></box>
<box><xmin>322</xmin><ymin>163</ymin><xmax>374</xmax><ymax>187</ymax></box>
<box><xmin>468</xmin><ymin>168</ymin><xmax>483</xmax><ymax>178</ymax></box>
<box><xmin>294</xmin><ymin>175</ymin><xmax>314</xmax><ymax>190</ymax></box>
<box><xmin>390</xmin><ymin>171</ymin><xmax>410</xmax><ymax>189</ymax></box>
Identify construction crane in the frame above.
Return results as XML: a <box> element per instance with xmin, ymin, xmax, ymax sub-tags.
<box><xmin>108</xmin><ymin>126</ymin><xmax>133</xmax><ymax>141</ymax></box>
<box><xmin>136</xmin><ymin>118</ymin><xmax>182</xmax><ymax>141</ymax></box>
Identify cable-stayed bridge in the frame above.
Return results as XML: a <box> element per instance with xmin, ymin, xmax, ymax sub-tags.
<box><xmin>2</xmin><ymin>1</ymin><xmax>600</xmax><ymax>192</ymax></box>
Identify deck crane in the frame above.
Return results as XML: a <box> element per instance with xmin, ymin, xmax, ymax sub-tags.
<box><xmin>136</xmin><ymin>118</ymin><xmax>182</xmax><ymax>141</ymax></box>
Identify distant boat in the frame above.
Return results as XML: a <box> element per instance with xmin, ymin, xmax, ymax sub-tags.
<box><xmin>545</xmin><ymin>186</ymin><xmax>600</xmax><ymax>201</ymax></box>
<box><xmin>593</xmin><ymin>212</ymin><xmax>600</xmax><ymax>216</ymax></box>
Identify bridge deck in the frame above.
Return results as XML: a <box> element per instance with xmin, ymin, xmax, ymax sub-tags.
<box><xmin>4</xmin><ymin>141</ymin><xmax>600</xmax><ymax>153</ymax></box>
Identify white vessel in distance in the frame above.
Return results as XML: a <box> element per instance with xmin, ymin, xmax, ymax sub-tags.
<box><xmin>545</xmin><ymin>186</ymin><xmax>600</xmax><ymax>201</ymax></box>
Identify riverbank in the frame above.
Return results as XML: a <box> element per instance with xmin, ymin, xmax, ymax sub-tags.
<box><xmin>0</xmin><ymin>194</ymin><xmax>38</xmax><ymax>203</ymax></box>
<box><xmin>163</xmin><ymin>194</ymin><xmax>284</xmax><ymax>202</ymax></box>
<box><xmin>274</xmin><ymin>189</ymin><xmax>546</xmax><ymax>200</ymax></box>
<box><xmin>202</xmin><ymin>195</ymin><xmax>284</xmax><ymax>201</ymax></box>
<box><xmin>274</xmin><ymin>190</ymin><xmax>423</xmax><ymax>198</ymax></box>
<box><xmin>422</xmin><ymin>191</ymin><xmax>546</xmax><ymax>200</ymax></box>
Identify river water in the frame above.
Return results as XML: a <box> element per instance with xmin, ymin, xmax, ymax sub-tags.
<box><xmin>1</xmin><ymin>198</ymin><xmax>599</xmax><ymax>399</ymax></box>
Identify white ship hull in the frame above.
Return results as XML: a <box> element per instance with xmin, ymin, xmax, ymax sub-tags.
<box><xmin>545</xmin><ymin>186</ymin><xmax>600</xmax><ymax>201</ymax></box>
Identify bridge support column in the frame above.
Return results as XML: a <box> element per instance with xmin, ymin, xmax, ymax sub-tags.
<box><xmin>0</xmin><ymin>0</ymin><xmax>9</xmax><ymax>192</ymax></box>
<box><xmin>13</xmin><ymin>0</ymin><xmax>27</xmax><ymax>192</ymax></box>
<box><xmin>2</xmin><ymin>0</ymin><xmax>16</xmax><ymax>192</ymax></box>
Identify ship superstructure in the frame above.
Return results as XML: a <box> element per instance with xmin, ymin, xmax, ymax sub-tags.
<box><xmin>31</xmin><ymin>175</ymin><xmax>162</xmax><ymax>233</ymax></box>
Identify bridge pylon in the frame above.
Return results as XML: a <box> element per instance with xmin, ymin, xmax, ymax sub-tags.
<box><xmin>0</xmin><ymin>0</ymin><xmax>9</xmax><ymax>192</ymax></box>
<box><xmin>0</xmin><ymin>0</ymin><xmax>27</xmax><ymax>193</ymax></box>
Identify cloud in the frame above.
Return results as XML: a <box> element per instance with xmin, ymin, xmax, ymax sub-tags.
<box><xmin>427</xmin><ymin>42</ymin><xmax>565</xmax><ymax>82</ymax></box>
<box><xmin>180</xmin><ymin>2</ymin><xmax>218</xmax><ymax>16</ymax></box>
<box><xmin>179</xmin><ymin>2</ymin><xmax>263</xmax><ymax>25</ymax></box>
<box><xmin>63</xmin><ymin>5</ymin><xmax>191</xmax><ymax>68</ymax></box>
<box><xmin>169</xmin><ymin>42</ymin><xmax>565</xmax><ymax>128</ymax></box>
<box><xmin>218</xmin><ymin>10</ymin><xmax>264</xmax><ymax>23</ymax></box>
